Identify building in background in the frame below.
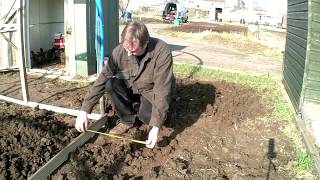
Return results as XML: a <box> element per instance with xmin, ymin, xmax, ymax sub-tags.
<box><xmin>0</xmin><ymin>0</ymin><xmax>119</xmax><ymax>77</ymax></box>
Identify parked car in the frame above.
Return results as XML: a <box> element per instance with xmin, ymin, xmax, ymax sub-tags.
<box><xmin>162</xmin><ymin>2</ymin><xmax>188</xmax><ymax>23</ymax></box>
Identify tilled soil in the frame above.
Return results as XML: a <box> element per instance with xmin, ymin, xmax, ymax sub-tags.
<box><xmin>0</xmin><ymin>103</ymin><xmax>78</xmax><ymax>179</ymax></box>
<box><xmin>0</xmin><ymin>72</ymin><xmax>296</xmax><ymax>179</ymax></box>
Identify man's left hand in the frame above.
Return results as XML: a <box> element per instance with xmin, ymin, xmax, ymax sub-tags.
<box><xmin>146</xmin><ymin>126</ymin><xmax>159</xmax><ymax>148</ymax></box>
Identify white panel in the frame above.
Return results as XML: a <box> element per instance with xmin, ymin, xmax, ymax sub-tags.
<box><xmin>1</xmin><ymin>0</ymin><xmax>16</xmax><ymax>17</ymax></box>
<box><xmin>0</xmin><ymin>0</ymin><xmax>17</xmax><ymax>68</ymax></box>
<box><xmin>29</xmin><ymin>24</ymin><xmax>41</xmax><ymax>51</ymax></box>
<box><xmin>39</xmin><ymin>0</ymin><xmax>64</xmax><ymax>23</ymax></box>
<box><xmin>29</xmin><ymin>0</ymin><xmax>39</xmax><ymax>25</ymax></box>
<box><xmin>74</xmin><ymin>2</ymin><xmax>87</xmax><ymax>58</ymax></box>
<box><xmin>49</xmin><ymin>0</ymin><xmax>64</xmax><ymax>22</ymax></box>
<box><xmin>39</xmin><ymin>0</ymin><xmax>49</xmax><ymax>23</ymax></box>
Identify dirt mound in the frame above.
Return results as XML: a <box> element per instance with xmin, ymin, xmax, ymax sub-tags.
<box><xmin>168</xmin><ymin>22</ymin><xmax>248</xmax><ymax>34</ymax></box>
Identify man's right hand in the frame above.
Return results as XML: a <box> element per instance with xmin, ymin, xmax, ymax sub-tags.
<box><xmin>75</xmin><ymin>111</ymin><xmax>88</xmax><ymax>132</ymax></box>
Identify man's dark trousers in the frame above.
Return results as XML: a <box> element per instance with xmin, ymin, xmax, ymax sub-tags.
<box><xmin>105</xmin><ymin>78</ymin><xmax>152</xmax><ymax>126</ymax></box>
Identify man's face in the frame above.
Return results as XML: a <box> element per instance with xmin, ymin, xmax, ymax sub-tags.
<box><xmin>123</xmin><ymin>39</ymin><xmax>147</xmax><ymax>56</ymax></box>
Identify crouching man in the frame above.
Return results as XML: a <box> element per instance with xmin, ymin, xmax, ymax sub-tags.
<box><xmin>75</xmin><ymin>21</ymin><xmax>175</xmax><ymax>149</ymax></box>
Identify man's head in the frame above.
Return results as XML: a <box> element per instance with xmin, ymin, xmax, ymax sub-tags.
<box><xmin>121</xmin><ymin>21</ymin><xmax>150</xmax><ymax>56</ymax></box>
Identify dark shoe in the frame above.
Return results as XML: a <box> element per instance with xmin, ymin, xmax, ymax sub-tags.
<box><xmin>109</xmin><ymin>123</ymin><xmax>133</xmax><ymax>135</ymax></box>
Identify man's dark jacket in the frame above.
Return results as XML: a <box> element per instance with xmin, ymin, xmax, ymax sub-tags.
<box><xmin>81</xmin><ymin>37</ymin><xmax>175</xmax><ymax>127</ymax></box>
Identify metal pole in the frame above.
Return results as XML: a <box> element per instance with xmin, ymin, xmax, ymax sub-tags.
<box><xmin>95</xmin><ymin>0</ymin><xmax>105</xmax><ymax>116</ymax></box>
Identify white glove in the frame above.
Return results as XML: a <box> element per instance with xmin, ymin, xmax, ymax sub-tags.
<box><xmin>75</xmin><ymin>111</ymin><xmax>88</xmax><ymax>132</ymax></box>
<box><xmin>146</xmin><ymin>126</ymin><xmax>159</xmax><ymax>148</ymax></box>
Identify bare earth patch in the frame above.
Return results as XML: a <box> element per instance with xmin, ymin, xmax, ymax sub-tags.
<box><xmin>0</xmin><ymin>72</ymin><xmax>296</xmax><ymax>179</ymax></box>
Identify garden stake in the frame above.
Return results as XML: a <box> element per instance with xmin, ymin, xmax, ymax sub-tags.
<box><xmin>87</xmin><ymin>129</ymin><xmax>147</xmax><ymax>145</ymax></box>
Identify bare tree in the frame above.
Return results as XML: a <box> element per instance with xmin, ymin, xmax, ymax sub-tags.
<box><xmin>119</xmin><ymin>0</ymin><xmax>130</xmax><ymax>18</ymax></box>
<box><xmin>234</xmin><ymin>0</ymin><xmax>246</xmax><ymax>10</ymax></box>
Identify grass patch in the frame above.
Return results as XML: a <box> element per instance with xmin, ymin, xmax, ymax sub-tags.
<box><xmin>157</xmin><ymin>28</ymin><xmax>283</xmax><ymax>59</ymax></box>
<box><xmin>173</xmin><ymin>63</ymin><xmax>315</xmax><ymax>178</ymax></box>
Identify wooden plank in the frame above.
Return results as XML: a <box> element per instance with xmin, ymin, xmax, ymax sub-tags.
<box><xmin>2</xmin><ymin>1</ymin><xmax>19</xmax><ymax>24</ymax></box>
<box><xmin>314</xmin><ymin>13</ymin><xmax>320</xmax><ymax>23</ymax></box>
<box><xmin>308</xmin><ymin>61</ymin><xmax>320</xmax><ymax>72</ymax></box>
<box><xmin>308</xmin><ymin>70</ymin><xmax>320</xmax><ymax>81</ymax></box>
<box><xmin>311</xmin><ymin>1</ymin><xmax>320</xmax><ymax>16</ymax></box>
<box><xmin>24</xmin><ymin>0</ymin><xmax>31</xmax><ymax>71</ymax></box>
<box><xmin>288</xmin><ymin>12</ymin><xmax>308</xmax><ymax>20</ymax></box>
<box><xmin>311</xmin><ymin>21</ymin><xmax>320</xmax><ymax>32</ymax></box>
<box><xmin>286</xmin><ymin>38</ymin><xmax>307</xmax><ymax>59</ymax></box>
<box><xmin>310</xmin><ymin>30</ymin><xmax>320</xmax><ymax>41</ymax></box>
<box><xmin>283</xmin><ymin>56</ymin><xmax>305</xmax><ymax>86</ymax></box>
<box><xmin>285</xmin><ymin>50</ymin><xmax>305</xmax><ymax>73</ymax></box>
<box><xmin>310</xmin><ymin>48</ymin><xmax>320</xmax><ymax>57</ymax></box>
<box><xmin>287</xmin><ymin>32</ymin><xmax>308</xmax><ymax>47</ymax></box>
<box><xmin>288</xmin><ymin>0</ymin><xmax>308</xmax><ymax>6</ymax></box>
<box><xmin>0</xmin><ymin>24</ymin><xmax>18</xmax><ymax>33</ymax></box>
<box><xmin>312</xmin><ymin>0</ymin><xmax>320</xmax><ymax>4</ymax></box>
<box><xmin>287</xmin><ymin>25</ymin><xmax>308</xmax><ymax>39</ymax></box>
<box><xmin>99</xmin><ymin>96</ymin><xmax>105</xmax><ymax>116</ymax></box>
<box><xmin>311</xmin><ymin>1</ymin><xmax>320</xmax><ymax>22</ymax></box>
<box><xmin>310</xmin><ymin>39</ymin><xmax>320</xmax><ymax>53</ymax></box>
<box><xmin>285</xmin><ymin>52</ymin><xmax>305</xmax><ymax>82</ymax></box>
<box><xmin>0</xmin><ymin>95</ymin><xmax>28</xmax><ymax>106</ymax></box>
<box><xmin>287</xmin><ymin>19</ymin><xmax>308</xmax><ymax>30</ymax></box>
<box><xmin>17</xmin><ymin>0</ymin><xmax>29</xmax><ymax>102</ymax></box>
<box><xmin>28</xmin><ymin>117</ymin><xmax>107</xmax><ymax>180</ymax></box>
<box><xmin>283</xmin><ymin>76</ymin><xmax>299</xmax><ymax>110</ymax></box>
<box><xmin>309</xmin><ymin>50</ymin><xmax>320</xmax><ymax>67</ymax></box>
<box><xmin>283</xmin><ymin>62</ymin><xmax>303</xmax><ymax>98</ymax></box>
<box><xmin>284</xmin><ymin>57</ymin><xmax>304</xmax><ymax>91</ymax></box>
<box><xmin>288</xmin><ymin>2</ymin><xmax>308</xmax><ymax>12</ymax></box>
<box><xmin>310</xmin><ymin>33</ymin><xmax>320</xmax><ymax>44</ymax></box>
<box><xmin>286</xmin><ymin>44</ymin><xmax>306</xmax><ymax>68</ymax></box>
<box><xmin>310</xmin><ymin>47</ymin><xmax>320</xmax><ymax>54</ymax></box>
<box><xmin>0</xmin><ymin>95</ymin><xmax>101</xmax><ymax>121</ymax></box>
<box><xmin>283</xmin><ymin>68</ymin><xmax>300</xmax><ymax>110</ymax></box>
<box><xmin>304</xmin><ymin>89</ymin><xmax>320</xmax><ymax>101</ymax></box>
<box><xmin>285</xmin><ymin>46</ymin><xmax>306</xmax><ymax>70</ymax></box>
<box><xmin>306</xmin><ymin>79</ymin><xmax>320</xmax><ymax>90</ymax></box>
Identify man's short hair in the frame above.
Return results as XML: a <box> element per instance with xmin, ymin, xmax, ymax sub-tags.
<box><xmin>121</xmin><ymin>21</ymin><xmax>150</xmax><ymax>47</ymax></box>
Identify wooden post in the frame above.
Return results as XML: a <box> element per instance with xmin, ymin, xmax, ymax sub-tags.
<box><xmin>24</xmin><ymin>0</ymin><xmax>31</xmax><ymax>71</ymax></box>
<box><xmin>0</xmin><ymin>95</ymin><xmax>101</xmax><ymax>120</ymax></box>
<box><xmin>99</xmin><ymin>96</ymin><xmax>105</xmax><ymax>116</ymax></box>
<box><xmin>17</xmin><ymin>0</ymin><xmax>29</xmax><ymax>102</ymax></box>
